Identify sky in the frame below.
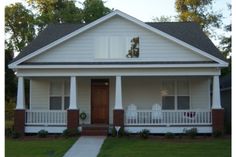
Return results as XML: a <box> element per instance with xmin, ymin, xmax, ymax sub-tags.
<box><xmin>5</xmin><ymin>0</ymin><xmax>231</xmax><ymax>23</ymax></box>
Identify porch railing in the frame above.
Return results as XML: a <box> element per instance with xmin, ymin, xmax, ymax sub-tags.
<box><xmin>125</xmin><ymin>110</ymin><xmax>212</xmax><ymax>125</ymax></box>
<box><xmin>25</xmin><ymin>110</ymin><xmax>67</xmax><ymax>126</ymax></box>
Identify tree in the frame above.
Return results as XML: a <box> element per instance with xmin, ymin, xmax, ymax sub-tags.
<box><xmin>27</xmin><ymin>0</ymin><xmax>83</xmax><ymax>31</ymax></box>
<box><xmin>153</xmin><ymin>16</ymin><xmax>177</xmax><ymax>22</ymax></box>
<box><xmin>82</xmin><ymin>0</ymin><xmax>111</xmax><ymax>23</ymax></box>
<box><xmin>220</xmin><ymin>4</ymin><xmax>231</xmax><ymax>76</ymax></box>
<box><xmin>5</xmin><ymin>3</ymin><xmax>36</xmax><ymax>52</ymax></box>
<box><xmin>175</xmin><ymin>0</ymin><xmax>222</xmax><ymax>37</ymax></box>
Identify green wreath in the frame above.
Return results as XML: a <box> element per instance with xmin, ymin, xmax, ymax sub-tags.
<box><xmin>80</xmin><ymin>112</ymin><xmax>87</xmax><ymax>120</ymax></box>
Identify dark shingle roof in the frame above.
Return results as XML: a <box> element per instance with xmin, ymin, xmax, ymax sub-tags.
<box><xmin>12</xmin><ymin>22</ymin><xmax>226</xmax><ymax>63</ymax></box>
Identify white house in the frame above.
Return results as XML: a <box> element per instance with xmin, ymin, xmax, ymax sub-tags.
<box><xmin>9</xmin><ymin>10</ymin><xmax>228</xmax><ymax>135</ymax></box>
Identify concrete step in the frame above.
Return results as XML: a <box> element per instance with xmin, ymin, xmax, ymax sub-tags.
<box><xmin>82</xmin><ymin>125</ymin><xmax>108</xmax><ymax>131</ymax></box>
<box><xmin>81</xmin><ymin>129</ymin><xmax>108</xmax><ymax>136</ymax></box>
<box><xmin>81</xmin><ymin>124</ymin><xmax>108</xmax><ymax>136</ymax></box>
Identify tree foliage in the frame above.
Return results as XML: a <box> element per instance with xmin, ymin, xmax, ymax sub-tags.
<box><xmin>82</xmin><ymin>0</ymin><xmax>111</xmax><ymax>23</ymax></box>
<box><xmin>220</xmin><ymin>4</ymin><xmax>231</xmax><ymax>76</ymax></box>
<box><xmin>5</xmin><ymin>3</ymin><xmax>36</xmax><ymax>52</ymax></box>
<box><xmin>175</xmin><ymin>0</ymin><xmax>222</xmax><ymax>37</ymax></box>
<box><xmin>27</xmin><ymin>0</ymin><xmax>83</xmax><ymax>31</ymax></box>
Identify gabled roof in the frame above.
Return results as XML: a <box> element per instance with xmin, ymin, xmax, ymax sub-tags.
<box><xmin>9</xmin><ymin>10</ymin><xmax>227</xmax><ymax>67</ymax></box>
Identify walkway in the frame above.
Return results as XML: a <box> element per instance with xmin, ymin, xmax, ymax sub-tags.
<box><xmin>63</xmin><ymin>136</ymin><xmax>106</xmax><ymax>157</ymax></box>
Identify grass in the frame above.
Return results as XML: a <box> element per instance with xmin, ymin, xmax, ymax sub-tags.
<box><xmin>5</xmin><ymin>137</ymin><xmax>77</xmax><ymax>157</ymax></box>
<box><xmin>98</xmin><ymin>137</ymin><xmax>231</xmax><ymax>157</ymax></box>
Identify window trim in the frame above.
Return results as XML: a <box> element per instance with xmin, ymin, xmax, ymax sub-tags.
<box><xmin>49</xmin><ymin>80</ymin><xmax>70</xmax><ymax>110</ymax></box>
<box><xmin>161</xmin><ymin>79</ymin><xmax>191</xmax><ymax>110</ymax></box>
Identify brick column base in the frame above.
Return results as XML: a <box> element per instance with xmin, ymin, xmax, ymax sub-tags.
<box><xmin>67</xmin><ymin>109</ymin><xmax>80</xmax><ymax>129</ymax></box>
<box><xmin>14</xmin><ymin>109</ymin><xmax>25</xmax><ymax>135</ymax></box>
<box><xmin>113</xmin><ymin>109</ymin><xmax>124</xmax><ymax>127</ymax></box>
<box><xmin>212</xmin><ymin>109</ymin><xmax>224</xmax><ymax>133</ymax></box>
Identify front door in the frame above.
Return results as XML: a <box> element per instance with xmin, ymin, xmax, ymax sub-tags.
<box><xmin>91</xmin><ymin>79</ymin><xmax>109</xmax><ymax>124</ymax></box>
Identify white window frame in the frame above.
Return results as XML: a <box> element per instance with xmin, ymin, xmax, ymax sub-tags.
<box><xmin>161</xmin><ymin>79</ymin><xmax>191</xmax><ymax>110</ymax></box>
<box><xmin>49</xmin><ymin>80</ymin><xmax>70</xmax><ymax>110</ymax></box>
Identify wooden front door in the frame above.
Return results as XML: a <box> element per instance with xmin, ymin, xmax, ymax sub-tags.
<box><xmin>91</xmin><ymin>79</ymin><xmax>109</xmax><ymax>124</ymax></box>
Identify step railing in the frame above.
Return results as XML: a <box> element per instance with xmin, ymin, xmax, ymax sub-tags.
<box><xmin>25</xmin><ymin>110</ymin><xmax>67</xmax><ymax>126</ymax></box>
<box><xmin>125</xmin><ymin>110</ymin><xmax>212</xmax><ymax>126</ymax></box>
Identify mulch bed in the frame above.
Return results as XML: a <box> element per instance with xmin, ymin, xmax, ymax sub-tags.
<box><xmin>109</xmin><ymin>134</ymin><xmax>231</xmax><ymax>142</ymax></box>
<box><xmin>7</xmin><ymin>134</ymin><xmax>79</xmax><ymax>141</ymax></box>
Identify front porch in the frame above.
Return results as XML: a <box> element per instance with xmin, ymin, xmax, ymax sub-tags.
<box><xmin>14</xmin><ymin>74</ymin><xmax>224</xmax><ymax>134</ymax></box>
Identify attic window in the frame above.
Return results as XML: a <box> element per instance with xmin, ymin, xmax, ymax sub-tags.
<box><xmin>126</xmin><ymin>37</ymin><xmax>139</xmax><ymax>58</ymax></box>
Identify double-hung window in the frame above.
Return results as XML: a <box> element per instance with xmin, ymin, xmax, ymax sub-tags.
<box><xmin>50</xmin><ymin>80</ymin><xmax>70</xmax><ymax>110</ymax></box>
<box><xmin>161</xmin><ymin>80</ymin><xmax>190</xmax><ymax>110</ymax></box>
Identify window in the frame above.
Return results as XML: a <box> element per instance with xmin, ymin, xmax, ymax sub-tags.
<box><xmin>177</xmin><ymin>80</ymin><xmax>190</xmax><ymax>109</ymax></box>
<box><xmin>50</xmin><ymin>80</ymin><xmax>70</xmax><ymax>110</ymax></box>
<box><xmin>161</xmin><ymin>80</ymin><xmax>190</xmax><ymax>110</ymax></box>
<box><xmin>161</xmin><ymin>80</ymin><xmax>175</xmax><ymax>109</ymax></box>
<box><xmin>94</xmin><ymin>36</ymin><xmax>139</xmax><ymax>59</ymax></box>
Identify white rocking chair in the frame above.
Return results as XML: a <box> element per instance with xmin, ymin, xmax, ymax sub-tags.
<box><xmin>152</xmin><ymin>104</ymin><xmax>162</xmax><ymax>123</ymax></box>
<box><xmin>126</xmin><ymin>104</ymin><xmax>137</xmax><ymax>124</ymax></box>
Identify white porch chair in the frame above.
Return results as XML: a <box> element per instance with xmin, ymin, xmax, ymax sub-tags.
<box><xmin>126</xmin><ymin>104</ymin><xmax>137</xmax><ymax>124</ymax></box>
<box><xmin>151</xmin><ymin>104</ymin><xmax>162</xmax><ymax>123</ymax></box>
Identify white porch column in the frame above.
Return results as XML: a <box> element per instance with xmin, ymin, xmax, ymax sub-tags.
<box><xmin>69</xmin><ymin>76</ymin><xmax>77</xmax><ymax>109</ymax></box>
<box><xmin>16</xmin><ymin>77</ymin><xmax>25</xmax><ymax>109</ymax></box>
<box><xmin>115</xmin><ymin>76</ymin><xmax>123</xmax><ymax>109</ymax></box>
<box><xmin>212</xmin><ymin>75</ymin><xmax>222</xmax><ymax>109</ymax></box>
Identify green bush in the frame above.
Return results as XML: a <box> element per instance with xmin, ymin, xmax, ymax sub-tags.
<box><xmin>213</xmin><ymin>130</ymin><xmax>223</xmax><ymax>138</ymax></box>
<box><xmin>11</xmin><ymin>130</ymin><xmax>21</xmax><ymax>139</ymax></box>
<box><xmin>118</xmin><ymin>127</ymin><xmax>125</xmax><ymax>137</ymax></box>
<box><xmin>111</xmin><ymin>127</ymin><xmax>117</xmax><ymax>137</ymax></box>
<box><xmin>5</xmin><ymin>128</ymin><xmax>13</xmax><ymax>137</ymax></box>
<box><xmin>184</xmin><ymin>128</ymin><xmax>198</xmax><ymax>139</ymax></box>
<box><xmin>139</xmin><ymin>129</ymin><xmax>150</xmax><ymax>139</ymax></box>
<box><xmin>5</xmin><ymin>100</ymin><xmax>15</xmax><ymax>121</ymax></box>
<box><xmin>165</xmin><ymin>132</ymin><xmax>175</xmax><ymax>139</ymax></box>
<box><xmin>62</xmin><ymin>128</ymin><xmax>80</xmax><ymax>137</ymax></box>
<box><xmin>38</xmin><ymin>130</ymin><xmax>48</xmax><ymax>138</ymax></box>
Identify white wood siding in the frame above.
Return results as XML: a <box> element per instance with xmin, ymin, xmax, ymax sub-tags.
<box><xmin>77</xmin><ymin>77</ymin><xmax>91</xmax><ymax>124</ymax></box>
<box><xmin>30</xmin><ymin>79</ymin><xmax>49</xmax><ymax>110</ymax></box>
<box><xmin>27</xmin><ymin>16</ymin><xmax>210</xmax><ymax>63</ymax></box>
<box><xmin>190</xmin><ymin>77</ymin><xmax>211</xmax><ymax>109</ymax></box>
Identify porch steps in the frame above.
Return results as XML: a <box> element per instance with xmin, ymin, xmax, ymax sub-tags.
<box><xmin>81</xmin><ymin>124</ymin><xmax>108</xmax><ymax>136</ymax></box>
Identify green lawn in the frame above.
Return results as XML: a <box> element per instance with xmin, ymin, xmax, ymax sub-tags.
<box><xmin>5</xmin><ymin>137</ymin><xmax>77</xmax><ymax>157</ymax></box>
<box><xmin>98</xmin><ymin>137</ymin><xmax>231</xmax><ymax>157</ymax></box>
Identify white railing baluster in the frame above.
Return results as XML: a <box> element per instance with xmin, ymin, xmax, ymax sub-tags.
<box><xmin>124</xmin><ymin>109</ymin><xmax>212</xmax><ymax>126</ymax></box>
<box><xmin>25</xmin><ymin>110</ymin><xmax>67</xmax><ymax>126</ymax></box>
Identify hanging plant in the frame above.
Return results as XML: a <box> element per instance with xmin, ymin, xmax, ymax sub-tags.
<box><xmin>80</xmin><ymin>112</ymin><xmax>87</xmax><ymax>121</ymax></box>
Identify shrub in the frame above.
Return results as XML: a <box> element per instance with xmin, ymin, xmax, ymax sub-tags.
<box><xmin>111</xmin><ymin>127</ymin><xmax>117</xmax><ymax>137</ymax></box>
<box><xmin>213</xmin><ymin>130</ymin><xmax>223</xmax><ymax>138</ymax></box>
<box><xmin>62</xmin><ymin>128</ymin><xmax>80</xmax><ymax>138</ymax></box>
<box><xmin>139</xmin><ymin>129</ymin><xmax>150</xmax><ymax>139</ymax></box>
<box><xmin>11</xmin><ymin>130</ymin><xmax>21</xmax><ymax>139</ymax></box>
<box><xmin>38</xmin><ymin>130</ymin><xmax>48</xmax><ymax>138</ymax></box>
<box><xmin>5</xmin><ymin>128</ymin><xmax>13</xmax><ymax>137</ymax></box>
<box><xmin>165</xmin><ymin>132</ymin><xmax>175</xmax><ymax>139</ymax></box>
<box><xmin>184</xmin><ymin>128</ymin><xmax>197</xmax><ymax>139</ymax></box>
<box><xmin>118</xmin><ymin>127</ymin><xmax>125</xmax><ymax>137</ymax></box>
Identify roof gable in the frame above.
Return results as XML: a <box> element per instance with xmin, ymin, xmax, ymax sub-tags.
<box><xmin>9</xmin><ymin>10</ymin><xmax>227</xmax><ymax>68</ymax></box>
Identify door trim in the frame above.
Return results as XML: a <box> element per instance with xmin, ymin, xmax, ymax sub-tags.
<box><xmin>91</xmin><ymin>79</ymin><xmax>109</xmax><ymax>124</ymax></box>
